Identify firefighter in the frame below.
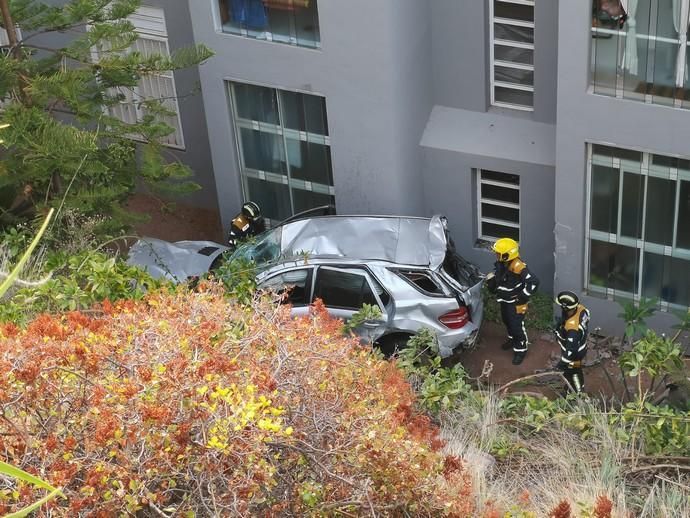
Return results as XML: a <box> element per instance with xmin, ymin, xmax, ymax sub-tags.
<box><xmin>554</xmin><ymin>291</ymin><xmax>590</xmax><ymax>394</ymax></box>
<box><xmin>227</xmin><ymin>201</ymin><xmax>266</xmax><ymax>249</ymax></box>
<box><xmin>486</xmin><ymin>238</ymin><xmax>539</xmax><ymax>365</ymax></box>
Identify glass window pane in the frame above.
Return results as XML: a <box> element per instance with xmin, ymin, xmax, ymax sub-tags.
<box><xmin>494</xmin><ymin>66</ymin><xmax>534</xmax><ymax>86</ymax></box>
<box><xmin>643</xmin><ymin>253</ymin><xmax>690</xmax><ymax>306</ymax></box>
<box><xmin>239</xmin><ymin>128</ymin><xmax>287</xmax><ymax>175</ymax></box>
<box><xmin>621</xmin><ymin>172</ymin><xmax>644</xmax><ymax>238</ymax></box>
<box><xmin>281</xmin><ymin>91</ymin><xmax>328</xmax><ymax>135</ymax></box>
<box><xmin>481</xmin><ymin>170</ymin><xmax>520</xmax><ymax>184</ymax></box>
<box><xmin>645</xmin><ymin>176</ymin><xmax>676</xmax><ymax>246</ymax></box>
<box><xmin>286</xmin><ymin>138</ymin><xmax>333</xmax><ymax>184</ymax></box>
<box><xmin>494</xmin><ymin>1</ymin><xmax>533</xmax><ymax>22</ymax></box>
<box><xmin>314</xmin><ymin>269</ymin><xmax>373</xmax><ymax>310</ymax></box>
<box><xmin>494</xmin><ymin>23</ymin><xmax>534</xmax><ymax>44</ymax></box>
<box><xmin>292</xmin><ymin>189</ymin><xmax>334</xmax><ymax>214</ymax></box>
<box><xmin>494</xmin><ymin>86</ymin><xmax>533</xmax><ymax>106</ymax></box>
<box><xmin>590</xmin><ymin>164</ymin><xmax>620</xmax><ymax>234</ymax></box>
<box><xmin>481</xmin><ymin>184</ymin><xmax>520</xmax><ymax>204</ymax></box>
<box><xmin>591</xmin><ymin>26</ymin><xmax>624</xmax><ymax>97</ymax></box>
<box><xmin>294</xmin><ymin>0</ymin><xmax>320</xmax><ymax>48</ymax></box>
<box><xmin>482</xmin><ymin>203</ymin><xmax>519</xmax><ymax>224</ymax></box>
<box><xmin>494</xmin><ymin>45</ymin><xmax>534</xmax><ymax>65</ymax></box>
<box><xmin>592</xmin><ymin>144</ymin><xmax>642</xmax><ymax>163</ymax></box>
<box><xmin>589</xmin><ymin>240</ymin><xmax>639</xmax><ymax>293</ymax></box>
<box><xmin>266</xmin><ymin>7</ymin><xmax>292</xmax><ymax>43</ymax></box>
<box><xmin>677</xmin><ymin>180</ymin><xmax>690</xmax><ymax>249</ymax></box>
<box><xmin>245</xmin><ymin>177</ymin><xmax>291</xmax><ymax>221</ymax></box>
<box><xmin>482</xmin><ymin>222</ymin><xmax>519</xmax><ymax>241</ymax></box>
<box><xmin>233</xmin><ymin>83</ymin><xmax>279</xmax><ymax>124</ymax></box>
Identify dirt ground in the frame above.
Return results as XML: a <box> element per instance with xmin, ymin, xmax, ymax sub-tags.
<box><xmin>125</xmin><ymin>193</ymin><xmax>224</xmax><ymax>243</ymax></box>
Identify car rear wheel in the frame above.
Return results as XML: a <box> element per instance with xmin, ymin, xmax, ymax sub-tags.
<box><xmin>375</xmin><ymin>334</ymin><xmax>412</xmax><ymax>358</ymax></box>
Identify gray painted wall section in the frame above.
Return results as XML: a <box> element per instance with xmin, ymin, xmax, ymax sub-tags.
<box><xmin>555</xmin><ymin>0</ymin><xmax>690</xmax><ymax>335</ymax></box>
<box><xmin>422</xmin><ymin>147</ymin><xmax>555</xmax><ymax>294</ymax></box>
<box><xmin>188</xmin><ymin>0</ymin><xmax>431</xmax><ymax>231</ymax></box>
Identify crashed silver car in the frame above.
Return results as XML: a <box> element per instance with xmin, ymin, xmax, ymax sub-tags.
<box><xmin>229</xmin><ymin>215</ymin><xmax>484</xmax><ymax>357</ymax></box>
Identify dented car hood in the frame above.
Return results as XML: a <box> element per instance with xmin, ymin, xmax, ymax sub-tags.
<box><xmin>234</xmin><ymin>215</ymin><xmax>448</xmax><ymax>270</ymax></box>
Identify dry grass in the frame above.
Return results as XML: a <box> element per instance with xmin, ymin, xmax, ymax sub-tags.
<box><xmin>440</xmin><ymin>391</ymin><xmax>690</xmax><ymax>517</ymax></box>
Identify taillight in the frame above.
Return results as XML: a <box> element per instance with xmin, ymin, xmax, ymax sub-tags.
<box><xmin>439</xmin><ymin>306</ymin><xmax>470</xmax><ymax>329</ymax></box>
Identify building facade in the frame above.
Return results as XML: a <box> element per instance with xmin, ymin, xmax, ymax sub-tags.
<box><xmin>20</xmin><ymin>0</ymin><xmax>685</xmax><ymax>336</ymax></box>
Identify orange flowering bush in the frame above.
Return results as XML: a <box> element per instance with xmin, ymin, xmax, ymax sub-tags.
<box><xmin>0</xmin><ymin>283</ymin><xmax>472</xmax><ymax>516</ymax></box>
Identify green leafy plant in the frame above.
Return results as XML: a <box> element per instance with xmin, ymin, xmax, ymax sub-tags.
<box><xmin>213</xmin><ymin>256</ymin><xmax>257</xmax><ymax>306</ymax></box>
<box><xmin>0</xmin><ymin>0</ymin><xmax>213</xmax><ymax>233</ymax></box>
<box><xmin>343</xmin><ymin>303</ymin><xmax>383</xmax><ymax>335</ymax></box>
<box><xmin>617</xmin><ymin>297</ymin><xmax>658</xmax><ymax>346</ymax></box>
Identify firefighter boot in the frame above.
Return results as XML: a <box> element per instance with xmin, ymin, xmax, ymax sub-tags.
<box><xmin>512</xmin><ymin>351</ymin><xmax>527</xmax><ymax>365</ymax></box>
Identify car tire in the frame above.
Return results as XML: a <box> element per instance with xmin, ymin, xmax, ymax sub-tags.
<box><xmin>375</xmin><ymin>334</ymin><xmax>412</xmax><ymax>358</ymax></box>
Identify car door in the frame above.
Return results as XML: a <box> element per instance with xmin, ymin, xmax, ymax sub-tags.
<box><xmin>311</xmin><ymin>266</ymin><xmax>389</xmax><ymax>342</ymax></box>
<box><xmin>258</xmin><ymin>267</ymin><xmax>314</xmax><ymax>318</ymax></box>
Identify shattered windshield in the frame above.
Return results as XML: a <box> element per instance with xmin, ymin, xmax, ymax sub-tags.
<box><xmin>229</xmin><ymin>227</ymin><xmax>282</xmax><ymax>266</ymax></box>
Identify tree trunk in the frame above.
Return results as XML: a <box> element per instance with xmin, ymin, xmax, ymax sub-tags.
<box><xmin>0</xmin><ymin>0</ymin><xmax>19</xmax><ymax>50</ymax></box>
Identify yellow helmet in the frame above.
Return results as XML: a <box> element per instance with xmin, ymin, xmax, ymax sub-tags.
<box><xmin>492</xmin><ymin>237</ymin><xmax>519</xmax><ymax>262</ymax></box>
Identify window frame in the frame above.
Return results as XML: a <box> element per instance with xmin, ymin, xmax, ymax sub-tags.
<box><xmin>227</xmin><ymin>79</ymin><xmax>335</xmax><ymax>225</ymax></box>
<box><xmin>476</xmin><ymin>169</ymin><xmax>521</xmax><ymax>242</ymax></box>
<box><xmin>584</xmin><ymin>142</ymin><xmax>690</xmax><ymax>310</ymax></box>
<box><xmin>489</xmin><ymin>0</ymin><xmax>536</xmax><ymax>111</ymax></box>
<box><xmin>312</xmin><ymin>266</ymin><xmax>387</xmax><ymax>313</ymax></box>
<box><xmin>259</xmin><ymin>266</ymin><xmax>315</xmax><ymax>307</ymax></box>
<box><xmin>590</xmin><ymin>0</ymin><xmax>690</xmax><ymax>108</ymax></box>
<box><xmin>214</xmin><ymin>0</ymin><xmax>321</xmax><ymax>49</ymax></box>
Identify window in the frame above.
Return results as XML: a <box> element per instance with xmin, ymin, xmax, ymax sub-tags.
<box><xmin>490</xmin><ymin>0</ymin><xmax>535</xmax><ymax>110</ymax></box>
<box><xmin>261</xmin><ymin>268</ymin><xmax>313</xmax><ymax>305</ymax></box>
<box><xmin>101</xmin><ymin>7</ymin><xmax>185</xmax><ymax>148</ymax></box>
<box><xmin>591</xmin><ymin>0</ymin><xmax>690</xmax><ymax>108</ymax></box>
<box><xmin>228</xmin><ymin>81</ymin><xmax>335</xmax><ymax>223</ymax></box>
<box><xmin>477</xmin><ymin>169</ymin><xmax>520</xmax><ymax>241</ymax></box>
<box><xmin>393</xmin><ymin>269</ymin><xmax>445</xmax><ymax>296</ymax></box>
<box><xmin>313</xmin><ymin>268</ymin><xmax>378</xmax><ymax>311</ymax></box>
<box><xmin>586</xmin><ymin>144</ymin><xmax>690</xmax><ymax>308</ymax></box>
<box><xmin>218</xmin><ymin>0</ymin><xmax>320</xmax><ymax>49</ymax></box>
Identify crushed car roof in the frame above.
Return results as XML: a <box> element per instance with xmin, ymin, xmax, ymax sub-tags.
<box><xmin>234</xmin><ymin>215</ymin><xmax>448</xmax><ymax>269</ymax></box>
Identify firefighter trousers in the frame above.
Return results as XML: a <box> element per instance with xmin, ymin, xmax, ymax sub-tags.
<box><xmin>563</xmin><ymin>366</ymin><xmax>585</xmax><ymax>393</ymax></box>
<box><xmin>500</xmin><ymin>302</ymin><xmax>528</xmax><ymax>353</ymax></box>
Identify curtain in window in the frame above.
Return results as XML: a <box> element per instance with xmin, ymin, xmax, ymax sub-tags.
<box><xmin>672</xmin><ymin>0</ymin><xmax>690</xmax><ymax>85</ymax></box>
<box><xmin>621</xmin><ymin>0</ymin><xmax>639</xmax><ymax>74</ymax></box>
<box><xmin>230</xmin><ymin>0</ymin><xmax>268</xmax><ymax>28</ymax></box>
<box><xmin>262</xmin><ymin>0</ymin><xmax>309</xmax><ymax>10</ymax></box>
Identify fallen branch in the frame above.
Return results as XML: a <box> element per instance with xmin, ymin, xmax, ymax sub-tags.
<box><xmin>626</xmin><ymin>464</ymin><xmax>690</xmax><ymax>476</ymax></box>
<box><xmin>655</xmin><ymin>474</ymin><xmax>690</xmax><ymax>492</ymax></box>
<box><xmin>497</xmin><ymin>371</ymin><xmax>572</xmax><ymax>394</ymax></box>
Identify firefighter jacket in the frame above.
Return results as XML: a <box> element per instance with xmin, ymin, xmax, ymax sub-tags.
<box><xmin>487</xmin><ymin>259</ymin><xmax>539</xmax><ymax>306</ymax></box>
<box><xmin>555</xmin><ymin>304</ymin><xmax>590</xmax><ymax>365</ymax></box>
<box><xmin>228</xmin><ymin>214</ymin><xmax>266</xmax><ymax>247</ymax></box>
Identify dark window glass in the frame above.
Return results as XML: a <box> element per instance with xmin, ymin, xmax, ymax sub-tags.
<box><xmin>643</xmin><ymin>253</ymin><xmax>690</xmax><ymax>306</ymax></box>
<box><xmin>481</xmin><ymin>184</ymin><xmax>520</xmax><ymax>204</ymax></box>
<box><xmin>281</xmin><ymin>91</ymin><xmax>329</xmax><ymax>136</ymax></box>
<box><xmin>494</xmin><ymin>0</ymin><xmax>533</xmax><ymax>21</ymax></box>
<box><xmin>481</xmin><ymin>170</ymin><xmax>520</xmax><ymax>184</ymax></box>
<box><xmin>239</xmin><ymin>128</ymin><xmax>287</xmax><ymax>175</ymax></box>
<box><xmin>590</xmin><ymin>164</ymin><xmax>620</xmax><ymax>234</ymax></box>
<box><xmin>591</xmin><ymin>145</ymin><xmax>642</xmax><ymax>163</ymax></box>
<box><xmin>494</xmin><ymin>87</ymin><xmax>533</xmax><ymax>106</ymax></box>
<box><xmin>494</xmin><ymin>45</ymin><xmax>534</xmax><ymax>65</ymax></box>
<box><xmin>482</xmin><ymin>203</ymin><xmax>520</xmax><ymax>223</ymax></box>
<box><xmin>589</xmin><ymin>240</ymin><xmax>639</xmax><ymax>293</ymax></box>
<box><xmin>493</xmin><ymin>23</ymin><xmax>534</xmax><ymax>43</ymax></box>
<box><xmin>292</xmin><ymin>190</ymin><xmax>334</xmax><ymax>215</ymax></box>
<box><xmin>645</xmin><ymin>176</ymin><xmax>676</xmax><ymax>246</ymax></box>
<box><xmin>482</xmin><ymin>222</ymin><xmax>519</xmax><ymax>241</ymax></box>
<box><xmin>620</xmin><ymin>172</ymin><xmax>644</xmax><ymax>239</ymax></box>
<box><xmin>233</xmin><ymin>83</ymin><xmax>279</xmax><ymax>124</ymax></box>
<box><xmin>285</xmin><ymin>139</ymin><xmax>333</xmax><ymax>184</ymax></box>
<box><xmin>494</xmin><ymin>66</ymin><xmax>534</xmax><ymax>86</ymax></box>
<box><xmin>313</xmin><ymin>269</ymin><xmax>377</xmax><ymax>310</ymax></box>
<box><xmin>245</xmin><ymin>177</ymin><xmax>291</xmax><ymax>221</ymax></box>
<box><xmin>677</xmin><ymin>180</ymin><xmax>690</xmax><ymax>249</ymax></box>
